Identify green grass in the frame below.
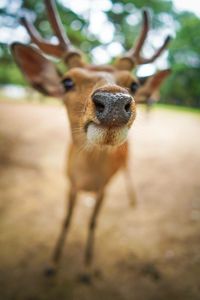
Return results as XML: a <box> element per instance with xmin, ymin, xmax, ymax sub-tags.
<box><xmin>155</xmin><ymin>103</ymin><xmax>200</xmax><ymax>115</ymax></box>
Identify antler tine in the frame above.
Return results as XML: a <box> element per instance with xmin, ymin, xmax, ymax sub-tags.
<box><xmin>139</xmin><ymin>35</ymin><xmax>171</xmax><ymax>64</ymax></box>
<box><xmin>127</xmin><ymin>10</ymin><xmax>149</xmax><ymax>59</ymax></box>
<box><xmin>119</xmin><ymin>10</ymin><xmax>171</xmax><ymax>69</ymax></box>
<box><xmin>44</xmin><ymin>0</ymin><xmax>73</xmax><ymax>51</ymax></box>
<box><xmin>21</xmin><ymin>16</ymin><xmax>63</xmax><ymax>57</ymax></box>
<box><xmin>21</xmin><ymin>1</ymin><xmax>84</xmax><ymax>68</ymax></box>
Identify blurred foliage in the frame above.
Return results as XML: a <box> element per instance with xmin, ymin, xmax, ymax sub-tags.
<box><xmin>0</xmin><ymin>0</ymin><xmax>200</xmax><ymax>107</ymax></box>
<box><xmin>108</xmin><ymin>0</ymin><xmax>174</xmax><ymax>50</ymax></box>
<box><xmin>161</xmin><ymin>12</ymin><xmax>200</xmax><ymax>107</ymax></box>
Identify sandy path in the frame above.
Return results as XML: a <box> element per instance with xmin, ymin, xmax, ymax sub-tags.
<box><xmin>0</xmin><ymin>102</ymin><xmax>200</xmax><ymax>300</ymax></box>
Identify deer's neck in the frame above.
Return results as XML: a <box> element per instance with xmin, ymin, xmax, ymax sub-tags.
<box><xmin>71</xmin><ymin>139</ymin><xmax>128</xmax><ymax>159</ymax></box>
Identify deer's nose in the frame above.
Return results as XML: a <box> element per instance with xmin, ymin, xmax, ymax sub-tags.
<box><xmin>92</xmin><ymin>92</ymin><xmax>133</xmax><ymax>127</ymax></box>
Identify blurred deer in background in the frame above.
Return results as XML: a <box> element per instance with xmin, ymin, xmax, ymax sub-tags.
<box><xmin>11</xmin><ymin>0</ymin><xmax>171</xmax><ymax>280</ymax></box>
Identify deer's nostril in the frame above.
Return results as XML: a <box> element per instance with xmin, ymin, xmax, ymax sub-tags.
<box><xmin>124</xmin><ymin>102</ymin><xmax>131</xmax><ymax>112</ymax></box>
<box><xmin>93</xmin><ymin>99</ymin><xmax>105</xmax><ymax>113</ymax></box>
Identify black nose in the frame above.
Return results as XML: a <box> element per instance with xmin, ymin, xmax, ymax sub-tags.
<box><xmin>92</xmin><ymin>92</ymin><xmax>132</xmax><ymax>126</ymax></box>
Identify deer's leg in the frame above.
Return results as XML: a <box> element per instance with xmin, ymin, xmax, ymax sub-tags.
<box><xmin>124</xmin><ymin>166</ymin><xmax>137</xmax><ymax>207</ymax></box>
<box><xmin>84</xmin><ymin>190</ymin><xmax>104</xmax><ymax>267</ymax></box>
<box><xmin>78</xmin><ymin>191</ymin><xmax>104</xmax><ymax>284</ymax></box>
<box><xmin>45</xmin><ymin>185</ymin><xmax>77</xmax><ymax>276</ymax></box>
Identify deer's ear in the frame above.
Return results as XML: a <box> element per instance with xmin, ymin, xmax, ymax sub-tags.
<box><xmin>144</xmin><ymin>69</ymin><xmax>171</xmax><ymax>91</ymax></box>
<box><xmin>11</xmin><ymin>43</ymin><xmax>64</xmax><ymax>98</ymax></box>
<box><xmin>136</xmin><ymin>69</ymin><xmax>171</xmax><ymax>103</ymax></box>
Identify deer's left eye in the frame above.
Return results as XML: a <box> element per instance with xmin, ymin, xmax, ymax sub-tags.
<box><xmin>130</xmin><ymin>82</ymin><xmax>139</xmax><ymax>94</ymax></box>
<box><xmin>62</xmin><ymin>78</ymin><xmax>74</xmax><ymax>91</ymax></box>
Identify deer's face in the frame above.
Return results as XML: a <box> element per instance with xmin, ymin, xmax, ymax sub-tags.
<box><xmin>62</xmin><ymin>67</ymin><xmax>138</xmax><ymax>146</ymax></box>
<box><xmin>11</xmin><ymin>1</ymin><xmax>171</xmax><ymax>149</ymax></box>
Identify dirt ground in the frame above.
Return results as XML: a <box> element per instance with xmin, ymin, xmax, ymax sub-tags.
<box><xmin>0</xmin><ymin>101</ymin><xmax>200</xmax><ymax>300</ymax></box>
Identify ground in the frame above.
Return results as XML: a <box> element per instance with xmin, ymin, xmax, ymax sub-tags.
<box><xmin>0</xmin><ymin>101</ymin><xmax>200</xmax><ymax>300</ymax></box>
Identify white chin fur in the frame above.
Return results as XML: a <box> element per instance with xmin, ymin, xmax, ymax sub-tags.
<box><xmin>87</xmin><ymin>122</ymin><xmax>128</xmax><ymax>146</ymax></box>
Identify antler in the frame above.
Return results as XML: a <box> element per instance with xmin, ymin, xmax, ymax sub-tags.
<box><xmin>21</xmin><ymin>0</ymin><xmax>84</xmax><ymax>68</ymax></box>
<box><xmin>116</xmin><ymin>10</ymin><xmax>171</xmax><ymax>70</ymax></box>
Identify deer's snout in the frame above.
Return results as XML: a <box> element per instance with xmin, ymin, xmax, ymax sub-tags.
<box><xmin>92</xmin><ymin>91</ymin><xmax>133</xmax><ymax>127</ymax></box>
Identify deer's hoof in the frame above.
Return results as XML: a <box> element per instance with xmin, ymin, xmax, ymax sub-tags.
<box><xmin>93</xmin><ymin>268</ymin><xmax>103</xmax><ymax>279</ymax></box>
<box><xmin>44</xmin><ymin>264</ymin><xmax>57</xmax><ymax>277</ymax></box>
<box><xmin>129</xmin><ymin>199</ymin><xmax>137</xmax><ymax>208</ymax></box>
<box><xmin>77</xmin><ymin>272</ymin><xmax>92</xmax><ymax>285</ymax></box>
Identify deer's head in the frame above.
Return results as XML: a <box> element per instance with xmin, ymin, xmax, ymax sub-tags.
<box><xmin>11</xmin><ymin>0</ymin><xmax>170</xmax><ymax>148</ymax></box>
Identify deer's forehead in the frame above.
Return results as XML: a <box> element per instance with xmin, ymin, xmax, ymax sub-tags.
<box><xmin>64</xmin><ymin>68</ymin><xmax>134</xmax><ymax>83</ymax></box>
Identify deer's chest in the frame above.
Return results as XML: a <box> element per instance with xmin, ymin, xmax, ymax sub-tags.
<box><xmin>66</xmin><ymin>144</ymin><xmax>128</xmax><ymax>192</ymax></box>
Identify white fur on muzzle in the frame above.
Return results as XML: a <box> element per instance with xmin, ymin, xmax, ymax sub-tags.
<box><xmin>87</xmin><ymin>122</ymin><xmax>128</xmax><ymax>146</ymax></box>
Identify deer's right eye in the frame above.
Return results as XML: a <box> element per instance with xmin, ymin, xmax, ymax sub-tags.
<box><xmin>130</xmin><ymin>82</ymin><xmax>139</xmax><ymax>94</ymax></box>
<box><xmin>62</xmin><ymin>78</ymin><xmax>74</xmax><ymax>91</ymax></box>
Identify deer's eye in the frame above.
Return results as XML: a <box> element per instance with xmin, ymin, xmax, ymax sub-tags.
<box><xmin>130</xmin><ymin>82</ymin><xmax>139</xmax><ymax>94</ymax></box>
<box><xmin>62</xmin><ymin>77</ymin><xmax>74</xmax><ymax>91</ymax></box>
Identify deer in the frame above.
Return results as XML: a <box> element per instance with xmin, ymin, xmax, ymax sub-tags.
<box><xmin>11</xmin><ymin>0</ymin><xmax>171</xmax><ymax>281</ymax></box>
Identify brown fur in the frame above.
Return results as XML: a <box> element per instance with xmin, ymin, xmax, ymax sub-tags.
<box><xmin>62</xmin><ymin>67</ymin><xmax>135</xmax><ymax>194</ymax></box>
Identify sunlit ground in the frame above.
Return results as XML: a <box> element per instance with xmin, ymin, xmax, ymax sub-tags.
<box><xmin>0</xmin><ymin>100</ymin><xmax>200</xmax><ymax>300</ymax></box>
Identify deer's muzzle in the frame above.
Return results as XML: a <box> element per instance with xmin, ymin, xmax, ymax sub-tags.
<box><xmin>92</xmin><ymin>91</ymin><xmax>133</xmax><ymax>127</ymax></box>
